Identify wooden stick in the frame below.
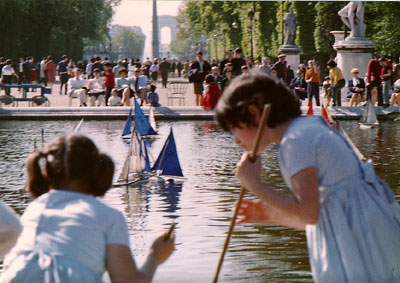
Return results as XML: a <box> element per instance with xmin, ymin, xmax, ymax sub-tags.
<box><xmin>213</xmin><ymin>104</ymin><xmax>271</xmax><ymax>283</ymax></box>
<box><xmin>336</xmin><ymin>120</ymin><xmax>366</xmax><ymax>161</ymax></box>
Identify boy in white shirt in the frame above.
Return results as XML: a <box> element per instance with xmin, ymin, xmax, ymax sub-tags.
<box><xmin>67</xmin><ymin>68</ymin><xmax>87</xmax><ymax>106</ymax></box>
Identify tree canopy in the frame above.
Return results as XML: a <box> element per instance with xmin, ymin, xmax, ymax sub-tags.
<box><xmin>172</xmin><ymin>1</ymin><xmax>400</xmax><ymax>63</ymax></box>
<box><xmin>0</xmin><ymin>0</ymin><xmax>120</xmax><ymax>61</ymax></box>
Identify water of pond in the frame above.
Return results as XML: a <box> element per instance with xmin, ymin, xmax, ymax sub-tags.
<box><xmin>0</xmin><ymin>119</ymin><xmax>399</xmax><ymax>282</ymax></box>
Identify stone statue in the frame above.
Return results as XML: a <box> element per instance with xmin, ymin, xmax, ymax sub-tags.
<box><xmin>284</xmin><ymin>7</ymin><xmax>297</xmax><ymax>46</ymax></box>
<box><xmin>338</xmin><ymin>1</ymin><xmax>366</xmax><ymax>40</ymax></box>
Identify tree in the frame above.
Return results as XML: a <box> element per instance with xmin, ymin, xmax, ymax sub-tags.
<box><xmin>174</xmin><ymin>1</ymin><xmax>400</xmax><ymax>63</ymax></box>
<box><xmin>111</xmin><ymin>26</ymin><xmax>146</xmax><ymax>59</ymax></box>
<box><xmin>0</xmin><ymin>0</ymin><xmax>120</xmax><ymax>61</ymax></box>
<box><xmin>293</xmin><ymin>2</ymin><xmax>317</xmax><ymax>57</ymax></box>
<box><xmin>365</xmin><ymin>2</ymin><xmax>400</xmax><ymax>57</ymax></box>
<box><xmin>256</xmin><ymin>1</ymin><xmax>279</xmax><ymax>58</ymax></box>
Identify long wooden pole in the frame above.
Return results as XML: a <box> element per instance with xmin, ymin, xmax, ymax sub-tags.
<box><xmin>213</xmin><ymin>104</ymin><xmax>271</xmax><ymax>283</ymax></box>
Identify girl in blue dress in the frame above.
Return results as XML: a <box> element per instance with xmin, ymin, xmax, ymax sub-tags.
<box><xmin>2</xmin><ymin>134</ymin><xmax>175</xmax><ymax>283</ymax></box>
<box><xmin>215</xmin><ymin>71</ymin><xmax>400</xmax><ymax>282</ymax></box>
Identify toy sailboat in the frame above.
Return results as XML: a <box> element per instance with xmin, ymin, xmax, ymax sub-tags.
<box><xmin>152</xmin><ymin>127</ymin><xmax>184</xmax><ymax>179</ymax></box>
<box><xmin>113</xmin><ymin>129</ymin><xmax>152</xmax><ymax>187</ymax></box>
<box><xmin>114</xmin><ymin>127</ymin><xmax>184</xmax><ymax>187</ymax></box>
<box><xmin>359</xmin><ymin>101</ymin><xmax>379</xmax><ymax>129</ymax></box>
<box><xmin>122</xmin><ymin>99</ymin><xmax>157</xmax><ymax>138</ymax></box>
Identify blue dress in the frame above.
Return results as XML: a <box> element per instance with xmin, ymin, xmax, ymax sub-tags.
<box><xmin>278</xmin><ymin>116</ymin><xmax>400</xmax><ymax>282</ymax></box>
<box><xmin>2</xmin><ymin>190</ymin><xmax>130</xmax><ymax>283</ymax></box>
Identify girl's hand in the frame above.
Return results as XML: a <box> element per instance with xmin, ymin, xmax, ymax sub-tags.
<box><xmin>149</xmin><ymin>232</ymin><xmax>175</xmax><ymax>266</ymax></box>
<box><xmin>236</xmin><ymin>199</ymin><xmax>272</xmax><ymax>224</ymax></box>
<box><xmin>235</xmin><ymin>152</ymin><xmax>262</xmax><ymax>189</ymax></box>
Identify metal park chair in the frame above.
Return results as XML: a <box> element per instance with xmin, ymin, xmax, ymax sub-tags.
<box><xmin>167</xmin><ymin>81</ymin><xmax>189</xmax><ymax>106</ymax></box>
<box><xmin>0</xmin><ymin>94</ymin><xmax>15</xmax><ymax>107</ymax></box>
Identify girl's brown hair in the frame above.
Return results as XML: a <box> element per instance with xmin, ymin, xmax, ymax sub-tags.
<box><xmin>26</xmin><ymin>134</ymin><xmax>114</xmax><ymax>198</ymax></box>
<box><xmin>215</xmin><ymin>69</ymin><xmax>301</xmax><ymax>131</ymax></box>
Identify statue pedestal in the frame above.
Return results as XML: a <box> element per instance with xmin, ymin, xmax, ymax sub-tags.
<box><xmin>280</xmin><ymin>45</ymin><xmax>301</xmax><ymax>70</ymax></box>
<box><xmin>331</xmin><ymin>31</ymin><xmax>376</xmax><ymax>82</ymax></box>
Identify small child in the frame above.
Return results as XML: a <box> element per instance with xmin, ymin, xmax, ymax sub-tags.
<box><xmin>108</xmin><ymin>88</ymin><xmax>122</xmax><ymax>106</ymax></box>
<box><xmin>2</xmin><ymin>134</ymin><xmax>175</xmax><ymax>282</ymax></box>
<box><xmin>322</xmin><ymin>76</ymin><xmax>332</xmax><ymax>106</ymax></box>
<box><xmin>147</xmin><ymin>84</ymin><xmax>160</xmax><ymax>107</ymax></box>
<box><xmin>202</xmin><ymin>74</ymin><xmax>221</xmax><ymax>110</ymax></box>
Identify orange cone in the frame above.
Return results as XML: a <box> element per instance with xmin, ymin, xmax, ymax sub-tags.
<box><xmin>307</xmin><ymin>104</ymin><xmax>313</xmax><ymax>116</ymax></box>
<box><xmin>321</xmin><ymin>104</ymin><xmax>333</xmax><ymax>126</ymax></box>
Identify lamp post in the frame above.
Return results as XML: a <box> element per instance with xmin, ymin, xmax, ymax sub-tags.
<box><xmin>248</xmin><ymin>9</ymin><xmax>254</xmax><ymax>60</ymax></box>
<box><xmin>207</xmin><ymin>39</ymin><xmax>211</xmax><ymax>59</ymax></box>
<box><xmin>222</xmin><ymin>29</ymin><xmax>227</xmax><ymax>52</ymax></box>
<box><xmin>213</xmin><ymin>34</ymin><xmax>218</xmax><ymax>61</ymax></box>
<box><xmin>231</xmin><ymin>21</ymin><xmax>239</xmax><ymax>50</ymax></box>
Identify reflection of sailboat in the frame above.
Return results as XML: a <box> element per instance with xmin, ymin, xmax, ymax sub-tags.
<box><xmin>151</xmin><ymin>127</ymin><xmax>184</xmax><ymax>181</ymax></box>
<box><xmin>122</xmin><ymin>100</ymin><xmax>157</xmax><ymax>139</ymax></box>
<box><xmin>72</xmin><ymin>118</ymin><xmax>84</xmax><ymax>133</ymax></box>
<box><xmin>149</xmin><ymin>106</ymin><xmax>157</xmax><ymax>132</ymax></box>
<box><xmin>113</xmin><ymin>129</ymin><xmax>152</xmax><ymax>187</ymax></box>
<box><xmin>360</xmin><ymin>101</ymin><xmax>379</xmax><ymax>129</ymax></box>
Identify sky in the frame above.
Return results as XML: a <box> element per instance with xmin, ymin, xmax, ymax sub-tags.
<box><xmin>112</xmin><ymin>0</ymin><xmax>183</xmax><ymax>58</ymax></box>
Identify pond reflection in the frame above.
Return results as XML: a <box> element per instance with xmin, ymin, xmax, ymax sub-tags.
<box><xmin>0</xmin><ymin>119</ymin><xmax>399</xmax><ymax>282</ymax></box>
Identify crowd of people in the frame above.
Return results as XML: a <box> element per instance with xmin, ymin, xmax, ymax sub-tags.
<box><xmin>187</xmin><ymin>48</ymin><xmax>400</xmax><ymax>109</ymax></box>
<box><xmin>0</xmin><ymin>55</ymin><xmax>190</xmax><ymax>107</ymax></box>
<box><xmin>2</xmin><ymin>50</ymin><xmax>400</xmax><ymax>109</ymax></box>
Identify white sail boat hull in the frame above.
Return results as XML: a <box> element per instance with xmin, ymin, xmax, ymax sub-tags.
<box><xmin>359</xmin><ymin>101</ymin><xmax>379</xmax><ymax>129</ymax></box>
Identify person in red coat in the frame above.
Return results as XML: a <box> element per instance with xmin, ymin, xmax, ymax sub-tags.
<box><xmin>202</xmin><ymin>74</ymin><xmax>221</xmax><ymax>110</ymax></box>
<box><xmin>104</xmin><ymin>62</ymin><xmax>115</xmax><ymax>106</ymax></box>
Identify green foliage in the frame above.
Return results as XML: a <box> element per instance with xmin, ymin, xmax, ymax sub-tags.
<box><xmin>256</xmin><ymin>1</ymin><xmax>278</xmax><ymax>58</ymax></box>
<box><xmin>293</xmin><ymin>2</ymin><xmax>316</xmax><ymax>57</ymax></box>
<box><xmin>0</xmin><ymin>0</ymin><xmax>120</xmax><ymax>61</ymax></box>
<box><xmin>111</xmin><ymin>27</ymin><xmax>145</xmax><ymax>59</ymax></box>
<box><xmin>365</xmin><ymin>2</ymin><xmax>400</xmax><ymax>57</ymax></box>
<box><xmin>314</xmin><ymin>1</ymin><xmax>345</xmax><ymax>56</ymax></box>
<box><xmin>173</xmin><ymin>1</ymin><xmax>400</xmax><ymax>62</ymax></box>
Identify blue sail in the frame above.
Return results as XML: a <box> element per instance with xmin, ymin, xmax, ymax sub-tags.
<box><xmin>134</xmin><ymin>97</ymin><xmax>156</xmax><ymax>136</ymax></box>
<box><xmin>140</xmin><ymin>137</ymin><xmax>151</xmax><ymax>171</ymax></box>
<box><xmin>122</xmin><ymin>108</ymin><xmax>133</xmax><ymax>136</ymax></box>
<box><xmin>152</xmin><ymin>128</ymin><xmax>183</xmax><ymax>177</ymax></box>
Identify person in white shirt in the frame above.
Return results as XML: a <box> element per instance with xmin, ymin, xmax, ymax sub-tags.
<box><xmin>88</xmin><ymin>68</ymin><xmax>105</xmax><ymax>106</ymax></box>
<box><xmin>108</xmin><ymin>89</ymin><xmax>122</xmax><ymax>106</ymax></box>
<box><xmin>115</xmin><ymin>68</ymin><xmax>134</xmax><ymax>106</ymax></box>
<box><xmin>39</xmin><ymin>57</ymin><xmax>48</xmax><ymax>85</ymax></box>
<box><xmin>67</xmin><ymin>68</ymin><xmax>88</xmax><ymax>107</ymax></box>
<box><xmin>112</xmin><ymin>60</ymin><xmax>123</xmax><ymax>78</ymax></box>
<box><xmin>1</xmin><ymin>59</ymin><xmax>18</xmax><ymax>95</ymax></box>
<box><xmin>128</xmin><ymin>59</ymin><xmax>136</xmax><ymax>78</ymax></box>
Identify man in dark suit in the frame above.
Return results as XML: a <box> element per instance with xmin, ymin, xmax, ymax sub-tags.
<box><xmin>348</xmin><ymin>68</ymin><xmax>365</xmax><ymax>106</ymax></box>
<box><xmin>232</xmin><ymin>48</ymin><xmax>246</xmax><ymax>77</ymax></box>
<box><xmin>190</xmin><ymin>51</ymin><xmax>211</xmax><ymax>106</ymax></box>
<box><xmin>290</xmin><ymin>69</ymin><xmax>307</xmax><ymax>100</ymax></box>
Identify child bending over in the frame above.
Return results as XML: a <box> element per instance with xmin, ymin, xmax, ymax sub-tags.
<box><xmin>2</xmin><ymin>134</ymin><xmax>175</xmax><ymax>283</ymax></box>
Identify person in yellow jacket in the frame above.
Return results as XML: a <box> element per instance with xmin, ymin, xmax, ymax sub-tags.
<box><xmin>327</xmin><ymin>59</ymin><xmax>345</xmax><ymax>106</ymax></box>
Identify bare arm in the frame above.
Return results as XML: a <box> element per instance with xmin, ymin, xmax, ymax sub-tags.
<box><xmin>106</xmin><ymin>233</ymin><xmax>175</xmax><ymax>283</ymax></box>
<box><xmin>0</xmin><ymin>201</ymin><xmax>22</xmax><ymax>258</ymax></box>
<box><xmin>235</xmin><ymin>153</ymin><xmax>320</xmax><ymax>230</ymax></box>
